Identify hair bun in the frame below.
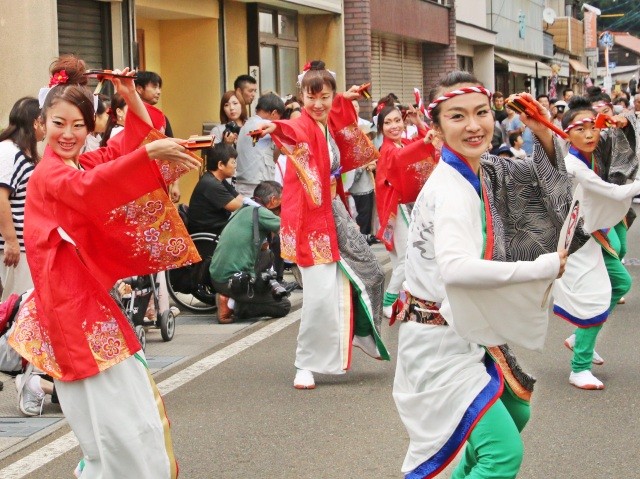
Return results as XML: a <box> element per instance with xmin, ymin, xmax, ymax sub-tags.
<box><xmin>586</xmin><ymin>86</ymin><xmax>603</xmax><ymax>97</ymax></box>
<box><xmin>567</xmin><ymin>95</ymin><xmax>592</xmax><ymax>110</ymax></box>
<box><xmin>309</xmin><ymin>60</ymin><xmax>326</xmax><ymax>71</ymax></box>
<box><xmin>49</xmin><ymin>54</ymin><xmax>88</xmax><ymax>85</ymax></box>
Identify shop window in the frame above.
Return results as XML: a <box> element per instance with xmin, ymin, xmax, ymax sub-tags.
<box><xmin>249</xmin><ymin>6</ymin><xmax>299</xmax><ymax>97</ymax></box>
<box><xmin>457</xmin><ymin>55</ymin><xmax>474</xmax><ymax>73</ymax></box>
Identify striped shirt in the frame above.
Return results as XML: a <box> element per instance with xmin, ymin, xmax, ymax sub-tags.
<box><xmin>0</xmin><ymin>140</ymin><xmax>35</xmax><ymax>252</ymax></box>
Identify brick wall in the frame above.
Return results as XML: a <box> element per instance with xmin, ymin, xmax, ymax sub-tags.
<box><xmin>423</xmin><ymin>1</ymin><xmax>457</xmax><ymax>96</ymax></box>
<box><xmin>343</xmin><ymin>0</ymin><xmax>372</xmax><ymax>117</ymax></box>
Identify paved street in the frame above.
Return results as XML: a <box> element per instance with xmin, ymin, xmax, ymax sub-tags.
<box><xmin>0</xmin><ymin>228</ymin><xmax>639</xmax><ymax>478</ymax></box>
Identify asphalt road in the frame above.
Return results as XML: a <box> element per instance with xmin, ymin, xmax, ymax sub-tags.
<box><xmin>2</xmin><ymin>217</ymin><xmax>640</xmax><ymax>478</ymax></box>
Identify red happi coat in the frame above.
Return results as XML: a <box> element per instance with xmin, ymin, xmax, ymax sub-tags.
<box><xmin>271</xmin><ymin>94</ymin><xmax>378</xmax><ymax>267</ymax></box>
<box><xmin>375</xmin><ymin>133</ymin><xmax>439</xmax><ymax>250</ymax></box>
<box><xmin>9</xmin><ymin>105</ymin><xmax>200</xmax><ymax>381</ymax></box>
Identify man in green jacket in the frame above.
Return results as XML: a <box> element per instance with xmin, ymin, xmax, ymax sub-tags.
<box><xmin>210</xmin><ymin>181</ymin><xmax>291</xmax><ymax>323</ymax></box>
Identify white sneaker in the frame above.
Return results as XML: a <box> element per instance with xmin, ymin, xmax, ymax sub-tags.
<box><xmin>169</xmin><ymin>306</ymin><xmax>181</xmax><ymax>317</ymax></box>
<box><xmin>293</xmin><ymin>369</ymin><xmax>315</xmax><ymax>390</ymax></box>
<box><xmin>15</xmin><ymin>369</ymin><xmax>46</xmax><ymax>416</ymax></box>
<box><xmin>352</xmin><ymin>334</ymin><xmax>381</xmax><ymax>360</ymax></box>
<box><xmin>383</xmin><ymin>305</ymin><xmax>393</xmax><ymax>319</ymax></box>
<box><xmin>569</xmin><ymin>370</ymin><xmax>605</xmax><ymax>390</ymax></box>
<box><xmin>564</xmin><ymin>333</ymin><xmax>604</xmax><ymax>365</ymax></box>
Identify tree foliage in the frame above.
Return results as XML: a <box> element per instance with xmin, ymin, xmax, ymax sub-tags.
<box><xmin>576</xmin><ymin>0</ymin><xmax>640</xmax><ymax>37</ymax></box>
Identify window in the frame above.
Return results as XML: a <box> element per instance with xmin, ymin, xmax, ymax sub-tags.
<box><xmin>250</xmin><ymin>7</ymin><xmax>299</xmax><ymax>97</ymax></box>
<box><xmin>457</xmin><ymin>55</ymin><xmax>474</xmax><ymax>73</ymax></box>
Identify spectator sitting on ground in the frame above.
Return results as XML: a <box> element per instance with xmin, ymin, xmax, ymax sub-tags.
<box><xmin>209</xmin><ymin>181</ymin><xmax>291</xmax><ymax>323</ymax></box>
<box><xmin>234</xmin><ymin>74</ymin><xmax>258</xmax><ymax>116</ymax></box>
<box><xmin>509</xmin><ymin>131</ymin><xmax>527</xmax><ymax>159</ymax></box>
<box><xmin>236</xmin><ymin>93</ymin><xmax>285</xmax><ymax>197</ymax></box>
<box><xmin>187</xmin><ymin>143</ymin><xmax>244</xmax><ymax>237</ymax></box>
<box><xmin>211</xmin><ymin>90</ymin><xmax>247</xmax><ymax>146</ymax></box>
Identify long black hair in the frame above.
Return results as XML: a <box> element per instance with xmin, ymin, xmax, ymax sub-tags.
<box><xmin>0</xmin><ymin>97</ymin><xmax>41</xmax><ymax>163</ymax></box>
<box><xmin>100</xmin><ymin>93</ymin><xmax>127</xmax><ymax>147</ymax></box>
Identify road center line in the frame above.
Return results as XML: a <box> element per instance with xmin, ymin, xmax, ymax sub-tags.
<box><xmin>0</xmin><ymin>312</ymin><xmax>302</xmax><ymax>479</ymax></box>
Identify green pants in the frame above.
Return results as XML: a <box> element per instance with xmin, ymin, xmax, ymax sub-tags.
<box><xmin>572</xmin><ymin>227</ymin><xmax>632</xmax><ymax>372</ymax></box>
<box><xmin>451</xmin><ymin>386</ymin><xmax>530</xmax><ymax>479</ymax></box>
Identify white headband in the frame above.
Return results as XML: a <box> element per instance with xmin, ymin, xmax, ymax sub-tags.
<box><xmin>297</xmin><ymin>67</ymin><xmax>337</xmax><ymax>87</ymax></box>
<box><xmin>426</xmin><ymin>86</ymin><xmax>492</xmax><ymax>119</ymax></box>
<box><xmin>38</xmin><ymin>86</ymin><xmax>99</xmax><ymax>112</ymax></box>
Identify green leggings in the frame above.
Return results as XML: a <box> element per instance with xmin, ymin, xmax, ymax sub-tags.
<box><xmin>451</xmin><ymin>387</ymin><xmax>530</xmax><ymax>479</ymax></box>
<box><xmin>572</xmin><ymin>226</ymin><xmax>632</xmax><ymax>372</ymax></box>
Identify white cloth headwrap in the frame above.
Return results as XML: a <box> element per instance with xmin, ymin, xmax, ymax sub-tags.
<box><xmin>297</xmin><ymin>68</ymin><xmax>337</xmax><ymax>87</ymax></box>
<box><xmin>38</xmin><ymin>86</ymin><xmax>99</xmax><ymax>112</ymax></box>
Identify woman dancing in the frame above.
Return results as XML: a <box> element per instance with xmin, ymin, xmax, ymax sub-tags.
<box><xmin>393</xmin><ymin>71</ymin><xmax>570</xmax><ymax>478</ymax></box>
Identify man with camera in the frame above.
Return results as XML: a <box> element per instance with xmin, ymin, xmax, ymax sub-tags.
<box><xmin>209</xmin><ymin>181</ymin><xmax>291</xmax><ymax>323</ymax></box>
<box><xmin>235</xmin><ymin>93</ymin><xmax>285</xmax><ymax>197</ymax></box>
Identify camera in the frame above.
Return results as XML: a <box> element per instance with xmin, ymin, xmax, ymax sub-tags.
<box><xmin>228</xmin><ymin>271</ymin><xmax>252</xmax><ymax>294</ymax></box>
<box><xmin>224</xmin><ymin>121</ymin><xmax>241</xmax><ymax>136</ymax></box>
<box><xmin>259</xmin><ymin>271</ymin><xmax>289</xmax><ymax>300</ymax></box>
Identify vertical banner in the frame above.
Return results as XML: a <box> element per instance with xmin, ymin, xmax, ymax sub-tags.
<box><xmin>584</xmin><ymin>11</ymin><xmax>597</xmax><ymax>49</ymax></box>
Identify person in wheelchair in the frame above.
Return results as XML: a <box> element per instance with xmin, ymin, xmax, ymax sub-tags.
<box><xmin>209</xmin><ymin>181</ymin><xmax>291</xmax><ymax>323</ymax></box>
<box><xmin>187</xmin><ymin>143</ymin><xmax>244</xmax><ymax>237</ymax></box>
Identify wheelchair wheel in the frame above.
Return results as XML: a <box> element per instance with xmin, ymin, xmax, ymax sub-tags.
<box><xmin>159</xmin><ymin>310</ymin><xmax>176</xmax><ymax>341</ymax></box>
<box><xmin>135</xmin><ymin>325</ymin><xmax>146</xmax><ymax>351</ymax></box>
<box><xmin>166</xmin><ymin>232</ymin><xmax>217</xmax><ymax>314</ymax></box>
<box><xmin>166</xmin><ymin>270</ymin><xmax>216</xmax><ymax>313</ymax></box>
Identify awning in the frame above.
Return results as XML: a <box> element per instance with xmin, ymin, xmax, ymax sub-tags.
<box><xmin>597</xmin><ymin>65</ymin><xmax>640</xmax><ymax>83</ymax></box>
<box><xmin>568</xmin><ymin>59</ymin><xmax>590</xmax><ymax>74</ymax></box>
<box><xmin>495</xmin><ymin>52</ymin><xmax>553</xmax><ymax>77</ymax></box>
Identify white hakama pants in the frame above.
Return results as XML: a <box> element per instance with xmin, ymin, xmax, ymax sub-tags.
<box><xmin>55</xmin><ymin>353</ymin><xmax>177</xmax><ymax>479</ymax></box>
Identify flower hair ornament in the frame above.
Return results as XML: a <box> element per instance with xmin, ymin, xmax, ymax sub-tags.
<box><xmin>426</xmin><ymin>86</ymin><xmax>492</xmax><ymax>120</ymax></box>
<box><xmin>38</xmin><ymin>69</ymin><xmax>99</xmax><ymax>112</ymax></box>
<box><xmin>297</xmin><ymin>61</ymin><xmax>337</xmax><ymax>86</ymax></box>
<box><xmin>49</xmin><ymin>70</ymin><xmax>69</xmax><ymax>87</ymax></box>
<box><xmin>563</xmin><ymin>117</ymin><xmax>596</xmax><ymax>134</ymax></box>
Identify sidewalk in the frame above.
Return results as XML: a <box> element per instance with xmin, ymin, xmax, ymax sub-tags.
<box><xmin>0</xmin><ymin>242</ymin><xmax>390</xmax><ymax>461</ymax></box>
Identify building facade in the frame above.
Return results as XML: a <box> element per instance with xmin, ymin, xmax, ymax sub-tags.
<box><xmin>343</xmin><ymin>0</ymin><xmax>455</xmax><ymax>117</ymax></box>
<box><xmin>488</xmin><ymin>0</ymin><xmax>552</xmax><ymax>97</ymax></box>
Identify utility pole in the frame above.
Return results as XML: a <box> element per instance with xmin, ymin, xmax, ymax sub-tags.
<box><xmin>599</xmin><ymin>30</ymin><xmax>614</xmax><ymax>94</ymax></box>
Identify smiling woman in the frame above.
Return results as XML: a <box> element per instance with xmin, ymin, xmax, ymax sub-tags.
<box><xmin>256</xmin><ymin>60</ymin><xmax>389</xmax><ymax>390</ymax></box>
<box><xmin>392</xmin><ymin>71</ymin><xmax>574</xmax><ymax>479</ymax></box>
<box><xmin>375</xmin><ymin>105</ymin><xmax>438</xmax><ymax>315</ymax></box>
<box><xmin>8</xmin><ymin>54</ymin><xmax>202</xmax><ymax>479</ymax></box>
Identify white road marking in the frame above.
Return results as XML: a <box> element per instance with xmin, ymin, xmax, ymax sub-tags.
<box><xmin>0</xmin><ymin>312</ymin><xmax>301</xmax><ymax>479</ymax></box>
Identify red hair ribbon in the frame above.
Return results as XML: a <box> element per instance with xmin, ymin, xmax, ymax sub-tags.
<box><xmin>49</xmin><ymin>70</ymin><xmax>69</xmax><ymax>87</ymax></box>
<box><xmin>302</xmin><ymin>62</ymin><xmax>311</xmax><ymax>72</ymax></box>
